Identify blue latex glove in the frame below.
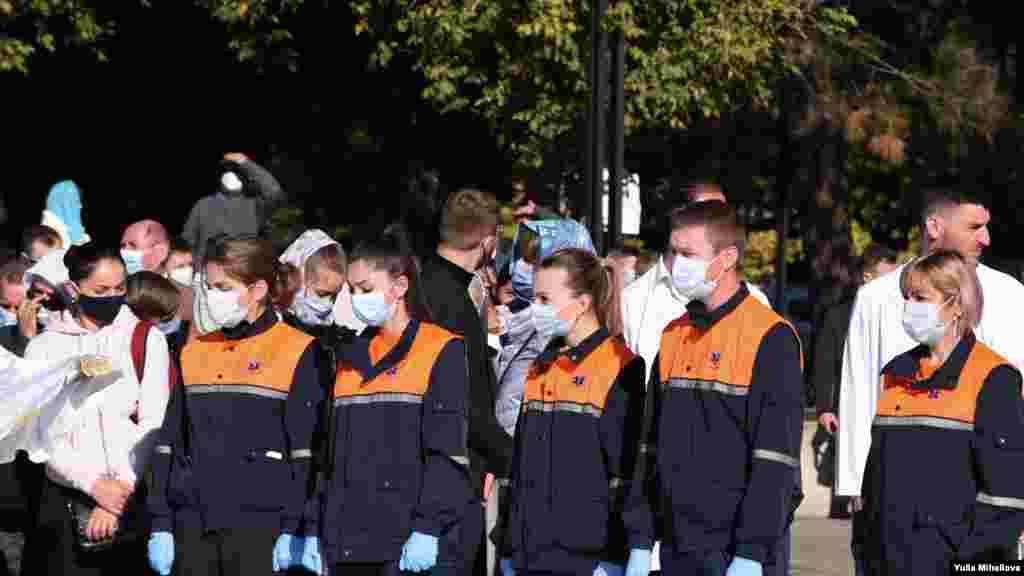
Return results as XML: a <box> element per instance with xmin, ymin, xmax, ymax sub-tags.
<box><xmin>596</xmin><ymin>561</ymin><xmax>624</xmax><ymax>576</ymax></box>
<box><xmin>500</xmin><ymin>558</ymin><xmax>515</xmax><ymax>576</ymax></box>
<box><xmin>398</xmin><ymin>531</ymin><xmax>439</xmax><ymax>573</ymax></box>
<box><xmin>147</xmin><ymin>531</ymin><xmax>174</xmax><ymax>576</ymax></box>
<box><xmin>301</xmin><ymin>536</ymin><xmax>324</xmax><ymax>575</ymax></box>
<box><xmin>725</xmin><ymin>556</ymin><xmax>763</xmax><ymax>576</ymax></box>
<box><xmin>272</xmin><ymin>533</ymin><xmax>301</xmax><ymax>572</ymax></box>
<box><xmin>625</xmin><ymin>549</ymin><xmax>651</xmax><ymax>576</ymax></box>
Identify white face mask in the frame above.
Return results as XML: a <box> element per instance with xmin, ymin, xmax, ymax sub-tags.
<box><xmin>205</xmin><ymin>286</ymin><xmax>249</xmax><ymax>329</ymax></box>
<box><xmin>221</xmin><ymin>171</ymin><xmax>243</xmax><ymax>192</ymax></box>
<box><xmin>169</xmin><ymin>266</ymin><xmax>194</xmax><ymax>287</ymax></box>
<box><xmin>671</xmin><ymin>254</ymin><xmax>720</xmax><ymax>303</ymax></box>
<box><xmin>902</xmin><ymin>298</ymin><xmax>953</xmax><ymax>347</ymax></box>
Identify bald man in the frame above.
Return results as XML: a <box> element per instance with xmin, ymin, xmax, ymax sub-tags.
<box><xmin>121</xmin><ymin>220</ymin><xmax>171</xmax><ymax>274</ymax></box>
<box><xmin>121</xmin><ymin>220</ymin><xmax>194</xmax><ymax>325</ymax></box>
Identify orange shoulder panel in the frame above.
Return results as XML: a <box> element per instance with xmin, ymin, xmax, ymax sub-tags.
<box><xmin>523</xmin><ymin>337</ymin><xmax>635</xmax><ymax>410</ymax></box>
<box><xmin>335</xmin><ymin>321</ymin><xmax>459</xmax><ymax>399</ymax></box>
<box><xmin>181</xmin><ymin>322</ymin><xmax>314</xmax><ymax>393</ymax></box>
<box><xmin>876</xmin><ymin>341</ymin><xmax>1009</xmax><ymax>425</ymax></box>
<box><xmin>659</xmin><ymin>294</ymin><xmax>797</xmax><ymax>387</ymax></box>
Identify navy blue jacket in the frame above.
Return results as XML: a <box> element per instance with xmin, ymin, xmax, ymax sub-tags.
<box><xmin>500</xmin><ymin>328</ymin><xmax>645</xmax><ymax>573</ymax></box>
<box><xmin>147</xmin><ymin>308</ymin><xmax>319</xmax><ymax>534</ymax></box>
<box><xmin>315</xmin><ymin>319</ymin><xmax>471</xmax><ymax>566</ymax></box>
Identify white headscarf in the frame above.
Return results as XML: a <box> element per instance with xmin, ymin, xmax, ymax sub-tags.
<box><xmin>279</xmin><ymin>229</ymin><xmax>340</xmax><ymax>272</ymax></box>
<box><xmin>278</xmin><ymin>230</ymin><xmax>364</xmax><ymax>330</ymax></box>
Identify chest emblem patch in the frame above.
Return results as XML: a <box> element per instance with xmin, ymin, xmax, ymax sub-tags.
<box><xmin>710</xmin><ymin>352</ymin><xmax>721</xmax><ymax>369</ymax></box>
<box><xmin>573</xmin><ymin>376</ymin><xmax>586</xmax><ymax>386</ymax></box>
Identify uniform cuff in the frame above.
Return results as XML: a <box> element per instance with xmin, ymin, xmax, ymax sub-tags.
<box><xmin>149</xmin><ymin>514</ymin><xmax>173</xmax><ymax>533</ymax></box>
<box><xmin>627</xmin><ymin>533</ymin><xmax>653</xmax><ymax>551</ymax></box>
<box><xmin>412</xmin><ymin>516</ymin><xmax>441</xmax><ymax>538</ymax></box>
<box><xmin>733</xmin><ymin>543</ymin><xmax>768</xmax><ymax>565</ymax></box>
<box><xmin>281</xmin><ymin>514</ymin><xmax>301</xmax><ymax>534</ymax></box>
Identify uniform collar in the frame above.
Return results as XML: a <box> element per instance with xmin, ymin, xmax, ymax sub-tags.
<box><xmin>883</xmin><ymin>331</ymin><xmax>976</xmax><ymax>391</ymax></box>
<box><xmin>537</xmin><ymin>326</ymin><xmax>610</xmax><ymax>366</ymax></box>
<box><xmin>685</xmin><ymin>283</ymin><xmax>749</xmax><ymax>331</ymax></box>
<box><xmin>351</xmin><ymin>319</ymin><xmax>422</xmax><ymax>382</ymax></box>
<box><xmin>222</xmin><ymin>306</ymin><xmax>277</xmax><ymax>341</ymax></box>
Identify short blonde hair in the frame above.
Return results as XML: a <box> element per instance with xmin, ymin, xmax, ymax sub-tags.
<box><xmin>899</xmin><ymin>249</ymin><xmax>982</xmax><ymax>338</ymax></box>
<box><xmin>440</xmin><ymin>188</ymin><xmax>499</xmax><ymax>250</ymax></box>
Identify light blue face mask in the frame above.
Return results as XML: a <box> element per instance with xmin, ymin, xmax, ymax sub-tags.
<box><xmin>511</xmin><ymin>260</ymin><xmax>535</xmax><ymax>303</ymax></box>
<box><xmin>531</xmin><ymin>303</ymin><xmax>572</xmax><ymax>339</ymax></box>
<box><xmin>291</xmin><ymin>288</ymin><xmax>336</xmax><ymax>326</ymax></box>
<box><xmin>156</xmin><ymin>317</ymin><xmax>182</xmax><ymax>335</ymax></box>
<box><xmin>121</xmin><ymin>249</ymin><xmax>145</xmax><ymax>276</ymax></box>
<box><xmin>351</xmin><ymin>292</ymin><xmax>396</xmax><ymax>327</ymax></box>
<box><xmin>0</xmin><ymin>307</ymin><xmax>17</xmax><ymax>328</ymax></box>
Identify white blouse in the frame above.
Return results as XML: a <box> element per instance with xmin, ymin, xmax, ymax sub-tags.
<box><xmin>24</xmin><ymin>309</ymin><xmax>170</xmax><ymax>494</ymax></box>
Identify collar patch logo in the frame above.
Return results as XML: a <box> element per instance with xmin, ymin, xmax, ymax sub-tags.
<box><xmin>928</xmin><ymin>389</ymin><xmax>941</xmax><ymax>399</ymax></box>
<box><xmin>247</xmin><ymin>360</ymin><xmax>261</xmax><ymax>372</ymax></box>
<box><xmin>710</xmin><ymin>352</ymin><xmax>721</xmax><ymax>368</ymax></box>
<box><xmin>573</xmin><ymin>376</ymin><xmax>586</xmax><ymax>386</ymax></box>
<box><xmin>386</xmin><ymin>366</ymin><xmax>399</xmax><ymax>377</ymax></box>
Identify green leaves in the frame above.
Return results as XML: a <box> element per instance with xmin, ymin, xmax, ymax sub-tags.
<box><xmin>353</xmin><ymin>0</ymin><xmax>858</xmax><ymax>168</ymax></box>
<box><xmin>1</xmin><ymin>0</ymin><xmax>117</xmax><ymax>73</ymax></box>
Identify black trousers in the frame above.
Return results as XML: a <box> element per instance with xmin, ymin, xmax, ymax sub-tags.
<box><xmin>461</xmin><ymin>499</ymin><xmax>484</xmax><ymax>576</ymax></box>
<box><xmin>22</xmin><ymin>476</ymin><xmax>144</xmax><ymax>576</ymax></box>
<box><xmin>332</xmin><ymin>563</ymin><xmax>402</xmax><ymax>576</ymax></box>
<box><xmin>177</xmin><ymin>526</ymin><xmax>293</xmax><ymax>576</ymax></box>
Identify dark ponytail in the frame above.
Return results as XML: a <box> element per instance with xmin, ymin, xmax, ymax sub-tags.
<box><xmin>350</xmin><ymin>222</ymin><xmax>432</xmax><ymax>322</ymax></box>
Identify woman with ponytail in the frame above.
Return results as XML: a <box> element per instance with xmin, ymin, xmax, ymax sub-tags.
<box><xmin>297</xmin><ymin>223</ymin><xmax>472</xmax><ymax>576</ymax></box>
<box><xmin>496</xmin><ymin>248</ymin><xmax>645</xmax><ymax>576</ymax></box>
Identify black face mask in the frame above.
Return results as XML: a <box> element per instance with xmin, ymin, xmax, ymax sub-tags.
<box><xmin>77</xmin><ymin>294</ymin><xmax>125</xmax><ymax>327</ymax></box>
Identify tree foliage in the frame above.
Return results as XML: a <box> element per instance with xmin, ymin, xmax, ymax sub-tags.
<box><xmin>350</xmin><ymin>0</ymin><xmax>857</xmax><ymax>168</ymax></box>
<box><xmin>0</xmin><ymin>0</ymin><xmax>115</xmax><ymax>73</ymax></box>
<box><xmin>197</xmin><ymin>0</ymin><xmax>306</xmax><ymax>72</ymax></box>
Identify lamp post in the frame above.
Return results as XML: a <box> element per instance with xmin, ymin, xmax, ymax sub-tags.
<box><xmin>585</xmin><ymin>0</ymin><xmax>608</xmax><ymax>255</ymax></box>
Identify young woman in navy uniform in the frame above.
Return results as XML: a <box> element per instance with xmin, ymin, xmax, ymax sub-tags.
<box><xmin>497</xmin><ymin>248</ymin><xmax>646</xmax><ymax>576</ymax></box>
<box><xmin>297</xmin><ymin>225</ymin><xmax>471</xmax><ymax>576</ymax></box>
<box><xmin>146</xmin><ymin>234</ymin><xmax>321</xmax><ymax>576</ymax></box>
<box><xmin>861</xmin><ymin>250</ymin><xmax>1024</xmax><ymax>575</ymax></box>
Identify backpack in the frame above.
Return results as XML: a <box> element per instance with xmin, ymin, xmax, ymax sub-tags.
<box><xmin>131</xmin><ymin>321</ymin><xmax>180</xmax><ymax>390</ymax></box>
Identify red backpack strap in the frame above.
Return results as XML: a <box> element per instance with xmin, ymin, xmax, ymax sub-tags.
<box><xmin>131</xmin><ymin>321</ymin><xmax>151</xmax><ymax>384</ymax></box>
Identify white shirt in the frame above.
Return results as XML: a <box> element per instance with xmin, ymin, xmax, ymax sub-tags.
<box><xmin>622</xmin><ymin>256</ymin><xmax>771</xmax><ymax>380</ymax></box>
<box><xmin>836</xmin><ymin>262</ymin><xmax>1024</xmax><ymax>496</ymax></box>
<box><xmin>24</xmin><ymin>308</ymin><xmax>170</xmax><ymax>494</ymax></box>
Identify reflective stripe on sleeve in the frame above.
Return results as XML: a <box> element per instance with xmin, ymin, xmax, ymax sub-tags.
<box><xmin>290</xmin><ymin>449</ymin><xmax>313</xmax><ymax>460</ymax></box>
<box><xmin>977</xmin><ymin>492</ymin><xmax>1024</xmax><ymax>510</ymax></box>
<box><xmin>753</xmin><ymin>449</ymin><xmax>799</xmax><ymax>469</ymax></box>
<box><xmin>154</xmin><ymin>445</ymin><xmax>172</xmax><ymax>455</ymax></box>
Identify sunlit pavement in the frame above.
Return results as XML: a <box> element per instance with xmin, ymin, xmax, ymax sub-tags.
<box><xmin>791</xmin><ymin>420</ymin><xmax>853</xmax><ymax>576</ymax></box>
<box><xmin>791</xmin><ymin>518</ymin><xmax>853</xmax><ymax>576</ymax></box>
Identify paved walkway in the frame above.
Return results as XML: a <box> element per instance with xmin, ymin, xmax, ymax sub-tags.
<box><xmin>791</xmin><ymin>421</ymin><xmax>853</xmax><ymax>576</ymax></box>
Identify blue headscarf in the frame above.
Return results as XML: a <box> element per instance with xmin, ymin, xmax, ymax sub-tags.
<box><xmin>508</xmin><ymin>219</ymin><xmax>596</xmax><ymax>303</ymax></box>
<box><xmin>46</xmin><ymin>181</ymin><xmax>86</xmax><ymax>245</ymax></box>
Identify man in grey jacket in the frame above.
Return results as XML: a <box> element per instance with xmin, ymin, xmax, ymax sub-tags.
<box><xmin>183</xmin><ymin>153</ymin><xmax>285</xmax><ymax>264</ymax></box>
